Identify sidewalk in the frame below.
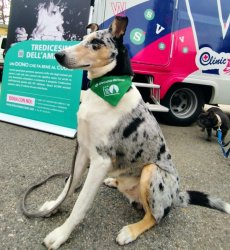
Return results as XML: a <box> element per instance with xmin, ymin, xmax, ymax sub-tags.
<box><xmin>0</xmin><ymin>120</ymin><xmax>229</xmax><ymax>250</ymax></box>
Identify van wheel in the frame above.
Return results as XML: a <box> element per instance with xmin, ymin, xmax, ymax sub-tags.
<box><xmin>160</xmin><ymin>86</ymin><xmax>204</xmax><ymax>126</ymax></box>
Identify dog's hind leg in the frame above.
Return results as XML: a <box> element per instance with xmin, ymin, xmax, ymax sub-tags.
<box><xmin>116</xmin><ymin>164</ymin><xmax>156</xmax><ymax>245</ymax></box>
<box><xmin>104</xmin><ymin>176</ymin><xmax>141</xmax><ymax>206</ymax></box>
<box><xmin>39</xmin><ymin>146</ymin><xmax>89</xmax><ymax>213</ymax></box>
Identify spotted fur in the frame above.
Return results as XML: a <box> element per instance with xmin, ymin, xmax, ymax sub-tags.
<box><xmin>95</xmin><ymin>99</ymin><xmax>175</xmax><ymax>175</ymax></box>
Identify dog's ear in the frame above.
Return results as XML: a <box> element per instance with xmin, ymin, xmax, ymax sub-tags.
<box><xmin>109</xmin><ymin>16</ymin><xmax>128</xmax><ymax>38</ymax></box>
<box><xmin>86</xmin><ymin>23</ymin><xmax>99</xmax><ymax>33</ymax></box>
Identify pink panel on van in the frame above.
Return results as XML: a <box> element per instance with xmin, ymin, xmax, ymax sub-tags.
<box><xmin>132</xmin><ymin>27</ymin><xmax>199</xmax><ymax>98</ymax></box>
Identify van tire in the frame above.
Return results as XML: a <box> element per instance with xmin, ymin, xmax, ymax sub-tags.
<box><xmin>160</xmin><ymin>86</ymin><xmax>204</xmax><ymax>126</ymax></box>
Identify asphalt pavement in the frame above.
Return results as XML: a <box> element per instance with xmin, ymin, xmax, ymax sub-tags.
<box><xmin>0</xmin><ymin>108</ymin><xmax>230</xmax><ymax>250</ymax></box>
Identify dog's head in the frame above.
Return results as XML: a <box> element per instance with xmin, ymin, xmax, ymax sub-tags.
<box><xmin>38</xmin><ymin>1</ymin><xmax>65</xmax><ymax>17</ymax></box>
<box><xmin>197</xmin><ymin>109</ymin><xmax>219</xmax><ymax>128</ymax></box>
<box><xmin>55</xmin><ymin>16</ymin><xmax>133</xmax><ymax>79</ymax></box>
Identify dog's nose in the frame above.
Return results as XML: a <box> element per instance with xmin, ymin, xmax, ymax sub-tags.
<box><xmin>55</xmin><ymin>52</ymin><xmax>65</xmax><ymax>64</ymax></box>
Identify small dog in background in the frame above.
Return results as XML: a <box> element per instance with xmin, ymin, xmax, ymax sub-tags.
<box><xmin>197</xmin><ymin>107</ymin><xmax>230</xmax><ymax>142</ymax></box>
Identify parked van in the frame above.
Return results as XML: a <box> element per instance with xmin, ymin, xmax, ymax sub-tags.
<box><xmin>91</xmin><ymin>0</ymin><xmax>230</xmax><ymax>125</ymax></box>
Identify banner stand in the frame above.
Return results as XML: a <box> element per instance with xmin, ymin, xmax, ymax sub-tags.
<box><xmin>0</xmin><ymin>0</ymin><xmax>92</xmax><ymax>137</ymax></box>
<box><xmin>0</xmin><ymin>113</ymin><xmax>76</xmax><ymax>137</ymax></box>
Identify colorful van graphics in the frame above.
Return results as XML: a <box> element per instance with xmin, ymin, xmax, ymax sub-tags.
<box><xmin>93</xmin><ymin>0</ymin><xmax>230</xmax><ymax>125</ymax></box>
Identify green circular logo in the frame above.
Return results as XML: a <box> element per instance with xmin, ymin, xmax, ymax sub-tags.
<box><xmin>158</xmin><ymin>42</ymin><xmax>166</xmax><ymax>50</ymax></box>
<box><xmin>182</xmin><ymin>47</ymin><xmax>189</xmax><ymax>54</ymax></box>
<box><xmin>109</xmin><ymin>85</ymin><xmax>119</xmax><ymax>94</ymax></box>
<box><xmin>144</xmin><ymin>9</ymin><xmax>155</xmax><ymax>20</ymax></box>
<box><xmin>130</xmin><ymin>28</ymin><xmax>146</xmax><ymax>45</ymax></box>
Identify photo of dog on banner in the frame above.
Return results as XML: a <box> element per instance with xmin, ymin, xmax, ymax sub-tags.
<box><xmin>20</xmin><ymin>16</ymin><xmax>230</xmax><ymax>250</ymax></box>
<box><xmin>6</xmin><ymin>0</ymin><xmax>90</xmax><ymax>47</ymax></box>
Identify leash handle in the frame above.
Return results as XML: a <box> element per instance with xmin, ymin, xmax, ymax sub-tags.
<box><xmin>21</xmin><ymin>141</ymin><xmax>81</xmax><ymax>218</ymax></box>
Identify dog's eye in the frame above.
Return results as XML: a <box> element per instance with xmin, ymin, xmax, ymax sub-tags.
<box><xmin>91</xmin><ymin>38</ymin><xmax>105</xmax><ymax>50</ymax></box>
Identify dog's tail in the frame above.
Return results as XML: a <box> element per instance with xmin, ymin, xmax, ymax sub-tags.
<box><xmin>176</xmin><ymin>190</ymin><xmax>230</xmax><ymax>214</ymax></box>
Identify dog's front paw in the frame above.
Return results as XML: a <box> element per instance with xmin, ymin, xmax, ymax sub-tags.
<box><xmin>116</xmin><ymin>225</ymin><xmax>135</xmax><ymax>245</ymax></box>
<box><xmin>43</xmin><ymin>226</ymin><xmax>70</xmax><ymax>250</ymax></box>
<box><xmin>103</xmin><ymin>177</ymin><xmax>118</xmax><ymax>188</ymax></box>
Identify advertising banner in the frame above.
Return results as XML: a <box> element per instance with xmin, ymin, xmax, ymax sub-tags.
<box><xmin>0</xmin><ymin>0</ymin><xmax>91</xmax><ymax>137</ymax></box>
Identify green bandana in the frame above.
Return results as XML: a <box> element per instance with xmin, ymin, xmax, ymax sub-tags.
<box><xmin>90</xmin><ymin>75</ymin><xmax>132</xmax><ymax>106</ymax></box>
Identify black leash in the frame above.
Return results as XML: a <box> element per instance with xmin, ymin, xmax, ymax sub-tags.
<box><xmin>21</xmin><ymin>141</ymin><xmax>80</xmax><ymax>218</ymax></box>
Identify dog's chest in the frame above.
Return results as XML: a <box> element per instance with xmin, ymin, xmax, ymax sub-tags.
<box><xmin>77</xmin><ymin>88</ymin><xmax>141</xmax><ymax>147</ymax></box>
